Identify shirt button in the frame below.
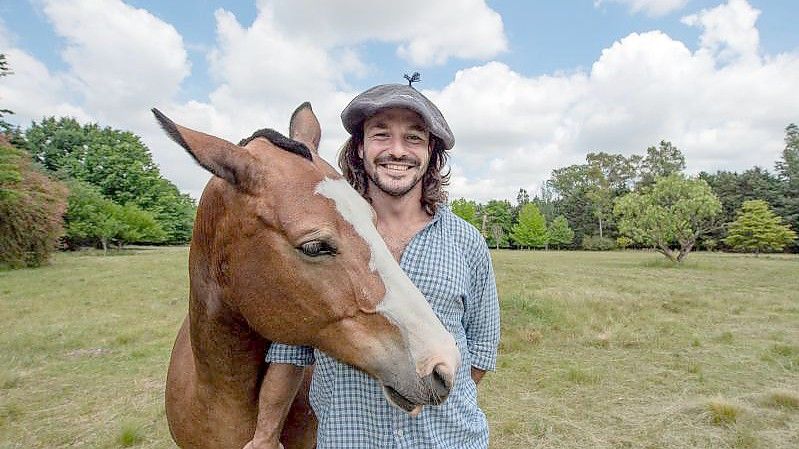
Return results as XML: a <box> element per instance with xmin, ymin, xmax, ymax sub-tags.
<box><xmin>396</xmin><ymin>429</ymin><xmax>403</xmax><ymax>437</ymax></box>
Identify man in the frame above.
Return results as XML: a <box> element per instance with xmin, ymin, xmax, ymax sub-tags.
<box><xmin>256</xmin><ymin>84</ymin><xmax>500</xmax><ymax>449</ymax></box>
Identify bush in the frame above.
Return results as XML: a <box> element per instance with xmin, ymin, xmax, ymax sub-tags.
<box><xmin>0</xmin><ymin>140</ymin><xmax>67</xmax><ymax>268</ymax></box>
<box><xmin>616</xmin><ymin>236</ymin><xmax>633</xmax><ymax>249</ymax></box>
<box><xmin>581</xmin><ymin>235</ymin><xmax>617</xmax><ymax>251</ymax></box>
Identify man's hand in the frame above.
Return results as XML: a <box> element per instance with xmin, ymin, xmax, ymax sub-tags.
<box><xmin>471</xmin><ymin>367</ymin><xmax>486</xmax><ymax>386</ymax></box>
<box><xmin>242</xmin><ymin>439</ymin><xmax>284</xmax><ymax>449</ymax></box>
<box><xmin>249</xmin><ymin>363</ymin><xmax>305</xmax><ymax>449</ymax></box>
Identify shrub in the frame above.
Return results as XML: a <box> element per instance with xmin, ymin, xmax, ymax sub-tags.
<box><xmin>616</xmin><ymin>236</ymin><xmax>633</xmax><ymax>249</ymax></box>
<box><xmin>0</xmin><ymin>140</ymin><xmax>67</xmax><ymax>268</ymax></box>
<box><xmin>581</xmin><ymin>235</ymin><xmax>617</xmax><ymax>251</ymax></box>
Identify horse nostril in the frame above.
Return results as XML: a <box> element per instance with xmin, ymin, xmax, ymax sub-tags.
<box><xmin>425</xmin><ymin>365</ymin><xmax>451</xmax><ymax>405</ymax></box>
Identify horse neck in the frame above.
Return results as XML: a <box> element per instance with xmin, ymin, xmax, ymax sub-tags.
<box><xmin>187</xmin><ymin>184</ymin><xmax>268</xmax><ymax>387</ymax></box>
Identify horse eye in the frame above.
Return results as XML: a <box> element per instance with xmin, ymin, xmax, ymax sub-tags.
<box><xmin>299</xmin><ymin>240</ymin><xmax>337</xmax><ymax>257</ymax></box>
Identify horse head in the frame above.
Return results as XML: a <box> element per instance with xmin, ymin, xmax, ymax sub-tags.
<box><xmin>152</xmin><ymin>104</ymin><xmax>460</xmax><ymax>412</ymax></box>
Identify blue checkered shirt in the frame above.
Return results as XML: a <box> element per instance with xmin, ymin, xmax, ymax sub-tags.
<box><xmin>267</xmin><ymin>205</ymin><xmax>500</xmax><ymax>449</ymax></box>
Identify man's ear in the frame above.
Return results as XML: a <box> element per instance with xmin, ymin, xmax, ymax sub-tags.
<box><xmin>152</xmin><ymin>108</ymin><xmax>256</xmax><ymax>188</ymax></box>
<box><xmin>289</xmin><ymin>102</ymin><xmax>321</xmax><ymax>154</ymax></box>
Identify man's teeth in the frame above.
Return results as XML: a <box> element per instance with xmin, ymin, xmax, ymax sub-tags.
<box><xmin>382</xmin><ymin>164</ymin><xmax>411</xmax><ymax>171</ymax></box>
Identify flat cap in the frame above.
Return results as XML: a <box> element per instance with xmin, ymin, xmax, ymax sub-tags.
<box><xmin>341</xmin><ymin>84</ymin><xmax>455</xmax><ymax>150</ymax></box>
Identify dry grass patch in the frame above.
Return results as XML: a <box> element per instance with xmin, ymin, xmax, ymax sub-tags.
<box><xmin>761</xmin><ymin>390</ymin><xmax>799</xmax><ymax>409</ymax></box>
<box><xmin>706</xmin><ymin>398</ymin><xmax>743</xmax><ymax>426</ymax></box>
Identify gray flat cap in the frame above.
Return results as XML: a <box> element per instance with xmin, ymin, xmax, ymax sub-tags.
<box><xmin>341</xmin><ymin>84</ymin><xmax>454</xmax><ymax>150</ymax></box>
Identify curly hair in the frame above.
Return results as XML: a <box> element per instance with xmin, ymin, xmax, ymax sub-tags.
<box><xmin>337</xmin><ymin>130</ymin><xmax>450</xmax><ymax>216</ymax></box>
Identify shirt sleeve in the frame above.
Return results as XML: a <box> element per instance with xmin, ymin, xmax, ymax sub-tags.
<box><xmin>463</xmin><ymin>238</ymin><xmax>501</xmax><ymax>372</ymax></box>
<box><xmin>265</xmin><ymin>343</ymin><xmax>315</xmax><ymax>366</ymax></box>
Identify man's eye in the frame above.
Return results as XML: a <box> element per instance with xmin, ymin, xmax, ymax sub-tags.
<box><xmin>299</xmin><ymin>240</ymin><xmax>337</xmax><ymax>257</ymax></box>
<box><xmin>407</xmin><ymin>134</ymin><xmax>423</xmax><ymax>142</ymax></box>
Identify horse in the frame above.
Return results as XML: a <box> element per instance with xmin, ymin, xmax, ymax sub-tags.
<box><xmin>152</xmin><ymin>103</ymin><xmax>460</xmax><ymax>449</ymax></box>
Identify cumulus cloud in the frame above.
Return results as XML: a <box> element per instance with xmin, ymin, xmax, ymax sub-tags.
<box><xmin>594</xmin><ymin>0</ymin><xmax>689</xmax><ymax>17</ymax></box>
<box><xmin>266</xmin><ymin>0</ymin><xmax>507</xmax><ymax>66</ymax></box>
<box><xmin>20</xmin><ymin>0</ymin><xmax>206</xmax><ymax>197</ymax></box>
<box><xmin>41</xmin><ymin>0</ymin><xmax>190</xmax><ymax>126</ymax></box>
<box><xmin>0</xmin><ymin>23</ymin><xmax>90</xmax><ymax>124</ymax></box>
<box><xmin>3</xmin><ymin>0</ymin><xmax>796</xmax><ymax>205</ymax></box>
<box><xmin>437</xmin><ymin>1</ymin><xmax>798</xmax><ymax>201</ymax></box>
<box><xmin>681</xmin><ymin>0</ymin><xmax>761</xmax><ymax>64</ymax></box>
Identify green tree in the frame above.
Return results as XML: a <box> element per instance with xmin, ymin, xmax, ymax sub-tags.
<box><xmin>549</xmin><ymin>151</ymin><xmax>637</xmax><ymax>244</ymax></box>
<box><xmin>614</xmin><ymin>175</ymin><xmax>721</xmax><ymax>263</ymax></box>
<box><xmin>0</xmin><ymin>53</ymin><xmax>14</xmax><ymax>133</ymax></box>
<box><xmin>451</xmin><ymin>198</ymin><xmax>480</xmax><ymax>229</ymax></box>
<box><xmin>63</xmin><ymin>181</ymin><xmax>124</xmax><ymax>253</ymax></box>
<box><xmin>116</xmin><ymin>203</ymin><xmax>167</xmax><ymax>246</ymax></box>
<box><xmin>23</xmin><ymin>117</ymin><xmax>195</xmax><ymax>243</ymax></box>
<box><xmin>547</xmin><ymin>215</ymin><xmax>574</xmax><ymax>249</ymax></box>
<box><xmin>775</xmin><ymin>123</ymin><xmax>799</xmax><ymax>248</ymax></box>
<box><xmin>637</xmin><ymin>140</ymin><xmax>686</xmax><ymax>188</ymax></box>
<box><xmin>0</xmin><ymin>141</ymin><xmax>68</xmax><ymax>268</ymax></box>
<box><xmin>723</xmin><ymin>200</ymin><xmax>796</xmax><ymax>254</ymax></box>
<box><xmin>699</xmin><ymin>167</ymin><xmax>783</xmax><ymax>246</ymax></box>
<box><xmin>64</xmin><ymin>180</ymin><xmax>165</xmax><ymax>252</ymax></box>
<box><xmin>480</xmin><ymin>200</ymin><xmax>513</xmax><ymax>249</ymax></box>
<box><xmin>511</xmin><ymin>203</ymin><xmax>548</xmax><ymax>249</ymax></box>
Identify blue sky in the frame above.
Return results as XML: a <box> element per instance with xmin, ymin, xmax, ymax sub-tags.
<box><xmin>1</xmin><ymin>0</ymin><xmax>798</xmax><ymax>201</ymax></box>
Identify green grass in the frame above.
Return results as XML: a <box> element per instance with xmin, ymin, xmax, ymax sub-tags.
<box><xmin>1</xmin><ymin>248</ymin><xmax>798</xmax><ymax>448</ymax></box>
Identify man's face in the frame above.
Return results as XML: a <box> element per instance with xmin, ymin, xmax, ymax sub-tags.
<box><xmin>359</xmin><ymin>108</ymin><xmax>432</xmax><ymax>198</ymax></box>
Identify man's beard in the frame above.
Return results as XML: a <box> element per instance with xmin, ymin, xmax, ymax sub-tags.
<box><xmin>366</xmin><ymin>155</ymin><xmax>425</xmax><ymax>197</ymax></box>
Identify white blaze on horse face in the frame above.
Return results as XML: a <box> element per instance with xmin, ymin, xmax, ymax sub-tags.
<box><xmin>314</xmin><ymin>178</ymin><xmax>459</xmax><ymax>378</ymax></box>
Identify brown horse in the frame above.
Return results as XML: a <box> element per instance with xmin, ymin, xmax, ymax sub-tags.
<box><xmin>152</xmin><ymin>103</ymin><xmax>460</xmax><ymax>449</ymax></box>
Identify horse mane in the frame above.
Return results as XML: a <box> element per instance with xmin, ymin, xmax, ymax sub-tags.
<box><xmin>239</xmin><ymin>128</ymin><xmax>313</xmax><ymax>161</ymax></box>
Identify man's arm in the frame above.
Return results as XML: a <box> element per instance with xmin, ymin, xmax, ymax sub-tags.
<box><xmin>471</xmin><ymin>366</ymin><xmax>486</xmax><ymax>385</ymax></box>
<box><xmin>463</xmin><ymin>236</ymin><xmax>501</xmax><ymax>376</ymax></box>
<box><xmin>246</xmin><ymin>363</ymin><xmax>305</xmax><ymax>449</ymax></box>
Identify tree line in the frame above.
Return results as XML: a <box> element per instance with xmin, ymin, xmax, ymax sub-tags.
<box><xmin>1</xmin><ymin>54</ymin><xmax>194</xmax><ymax>267</ymax></box>
<box><xmin>451</xmin><ymin>128</ymin><xmax>798</xmax><ymax>261</ymax></box>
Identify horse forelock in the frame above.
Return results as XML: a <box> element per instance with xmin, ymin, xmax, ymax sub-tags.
<box><xmin>239</xmin><ymin>128</ymin><xmax>313</xmax><ymax>161</ymax></box>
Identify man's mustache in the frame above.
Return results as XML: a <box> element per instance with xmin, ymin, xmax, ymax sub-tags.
<box><xmin>374</xmin><ymin>155</ymin><xmax>420</xmax><ymax>166</ymax></box>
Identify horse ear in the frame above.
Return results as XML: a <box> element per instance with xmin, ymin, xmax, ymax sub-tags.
<box><xmin>289</xmin><ymin>102</ymin><xmax>321</xmax><ymax>154</ymax></box>
<box><xmin>152</xmin><ymin>108</ymin><xmax>254</xmax><ymax>188</ymax></box>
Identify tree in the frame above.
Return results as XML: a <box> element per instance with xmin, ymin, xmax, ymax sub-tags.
<box><xmin>116</xmin><ymin>203</ymin><xmax>167</xmax><ymax>246</ymax></box>
<box><xmin>450</xmin><ymin>198</ymin><xmax>480</xmax><ymax>229</ymax></box>
<box><xmin>64</xmin><ymin>180</ymin><xmax>165</xmax><ymax>253</ymax></box>
<box><xmin>516</xmin><ymin>188</ymin><xmax>530</xmax><ymax>207</ymax></box>
<box><xmin>549</xmin><ymin>151</ymin><xmax>637</xmax><ymax>244</ymax></box>
<box><xmin>23</xmin><ymin>117</ymin><xmax>195</xmax><ymax>243</ymax></box>
<box><xmin>480</xmin><ymin>200</ymin><xmax>513</xmax><ymax>249</ymax></box>
<box><xmin>0</xmin><ymin>139</ymin><xmax>68</xmax><ymax>268</ymax></box>
<box><xmin>637</xmin><ymin>141</ymin><xmax>686</xmax><ymax>188</ymax></box>
<box><xmin>547</xmin><ymin>215</ymin><xmax>574</xmax><ymax>249</ymax></box>
<box><xmin>775</xmin><ymin>123</ymin><xmax>799</xmax><ymax>248</ymax></box>
<box><xmin>511</xmin><ymin>203</ymin><xmax>548</xmax><ymax>249</ymax></box>
<box><xmin>699</xmin><ymin>167</ymin><xmax>783</xmax><ymax>246</ymax></box>
<box><xmin>0</xmin><ymin>53</ymin><xmax>14</xmax><ymax>133</ymax></box>
<box><xmin>533</xmin><ymin>182</ymin><xmax>557</xmax><ymax>223</ymax></box>
<box><xmin>614</xmin><ymin>175</ymin><xmax>721</xmax><ymax>263</ymax></box>
<box><xmin>723</xmin><ymin>200</ymin><xmax>796</xmax><ymax>254</ymax></box>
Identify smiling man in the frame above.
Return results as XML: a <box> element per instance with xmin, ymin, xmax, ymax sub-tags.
<box><xmin>260</xmin><ymin>83</ymin><xmax>500</xmax><ymax>449</ymax></box>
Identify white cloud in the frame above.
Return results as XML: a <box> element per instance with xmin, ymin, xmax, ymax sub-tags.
<box><xmin>41</xmin><ymin>0</ymin><xmax>190</xmax><ymax>125</ymax></box>
<box><xmin>681</xmin><ymin>0</ymin><xmax>761</xmax><ymax>65</ymax></box>
<box><xmin>434</xmin><ymin>1</ymin><xmax>798</xmax><ymax>202</ymax></box>
<box><xmin>0</xmin><ymin>20</ymin><xmax>91</xmax><ymax>124</ymax></box>
<box><xmin>3</xmin><ymin>0</ymin><xmax>796</xmax><ymax>205</ymax></box>
<box><xmin>595</xmin><ymin>0</ymin><xmax>689</xmax><ymax>17</ymax></box>
<box><xmin>266</xmin><ymin>0</ymin><xmax>507</xmax><ymax>66</ymax></box>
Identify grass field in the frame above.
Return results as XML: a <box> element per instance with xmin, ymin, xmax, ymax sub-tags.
<box><xmin>1</xmin><ymin>248</ymin><xmax>797</xmax><ymax>448</ymax></box>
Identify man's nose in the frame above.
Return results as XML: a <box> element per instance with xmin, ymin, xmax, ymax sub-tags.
<box><xmin>386</xmin><ymin>136</ymin><xmax>410</xmax><ymax>156</ymax></box>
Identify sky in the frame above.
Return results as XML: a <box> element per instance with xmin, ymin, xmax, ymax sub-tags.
<box><xmin>1</xmin><ymin>0</ymin><xmax>797</xmax><ymax>202</ymax></box>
